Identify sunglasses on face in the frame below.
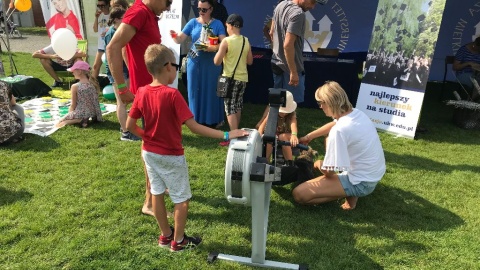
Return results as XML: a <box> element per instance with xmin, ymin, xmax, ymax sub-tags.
<box><xmin>97</xmin><ymin>4</ymin><xmax>106</xmax><ymax>8</ymax></box>
<box><xmin>197</xmin><ymin>7</ymin><xmax>211</xmax><ymax>13</ymax></box>
<box><xmin>164</xmin><ymin>62</ymin><xmax>180</xmax><ymax>71</ymax></box>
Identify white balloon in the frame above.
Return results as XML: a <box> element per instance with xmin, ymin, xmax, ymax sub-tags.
<box><xmin>51</xmin><ymin>28</ymin><xmax>77</xmax><ymax>60</ymax></box>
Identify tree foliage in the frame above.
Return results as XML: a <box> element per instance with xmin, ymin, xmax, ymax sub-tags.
<box><xmin>369</xmin><ymin>0</ymin><xmax>446</xmax><ymax>58</ymax></box>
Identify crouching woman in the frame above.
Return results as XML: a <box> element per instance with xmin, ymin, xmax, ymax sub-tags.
<box><xmin>292</xmin><ymin>81</ymin><xmax>386</xmax><ymax>210</ymax></box>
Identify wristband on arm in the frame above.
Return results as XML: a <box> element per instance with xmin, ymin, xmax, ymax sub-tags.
<box><xmin>117</xmin><ymin>83</ymin><xmax>128</xmax><ymax>95</ymax></box>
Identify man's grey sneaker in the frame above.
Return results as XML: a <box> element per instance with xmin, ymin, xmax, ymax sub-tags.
<box><xmin>121</xmin><ymin>131</ymin><xmax>141</xmax><ymax>141</ymax></box>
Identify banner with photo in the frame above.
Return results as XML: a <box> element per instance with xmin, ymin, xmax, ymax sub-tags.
<box><xmin>39</xmin><ymin>0</ymin><xmax>84</xmax><ymax>40</ymax></box>
<box><xmin>356</xmin><ymin>0</ymin><xmax>446</xmax><ymax>138</ymax></box>
<box><xmin>158</xmin><ymin>0</ymin><xmax>183</xmax><ymax>88</ymax></box>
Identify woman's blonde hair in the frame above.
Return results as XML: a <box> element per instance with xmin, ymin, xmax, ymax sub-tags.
<box><xmin>315</xmin><ymin>81</ymin><xmax>352</xmax><ymax>118</ymax></box>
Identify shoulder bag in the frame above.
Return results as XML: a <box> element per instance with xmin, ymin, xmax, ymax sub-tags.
<box><xmin>217</xmin><ymin>37</ymin><xmax>245</xmax><ymax>98</ymax></box>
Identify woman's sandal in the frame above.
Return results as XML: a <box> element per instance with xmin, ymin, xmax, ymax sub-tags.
<box><xmin>11</xmin><ymin>136</ymin><xmax>25</xmax><ymax>143</ymax></box>
<box><xmin>80</xmin><ymin>118</ymin><xmax>88</xmax><ymax>128</ymax></box>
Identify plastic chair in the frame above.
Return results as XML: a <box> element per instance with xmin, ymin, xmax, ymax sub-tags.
<box><xmin>55</xmin><ymin>40</ymin><xmax>88</xmax><ymax>88</ymax></box>
<box><xmin>439</xmin><ymin>55</ymin><xmax>456</xmax><ymax>101</ymax></box>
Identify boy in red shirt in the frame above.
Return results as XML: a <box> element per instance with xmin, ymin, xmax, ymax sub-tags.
<box><xmin>126</xmin><ymin>44</ymin><xmax>247</xmax><ymax>251</ymax></box>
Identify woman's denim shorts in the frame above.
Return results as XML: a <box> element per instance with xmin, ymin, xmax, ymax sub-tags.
<box><xmin>338</xmin><ymin>174</ymin><xmax>378</xmax><ymax>197</ymax></box>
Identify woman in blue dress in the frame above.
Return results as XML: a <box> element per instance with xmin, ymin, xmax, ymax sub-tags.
<box><xmin>170</xmin><ymin>0</ymin><xmax>226</xmax><ymax>127</ymax></box>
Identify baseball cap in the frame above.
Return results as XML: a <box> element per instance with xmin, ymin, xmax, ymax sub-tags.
<box><xmin>67</xmin><ymin>61</ymin><xmax>90</xmax><ymax>72</ymax></box>
<box><xmin>226</xmin><ymin>14</ymin><xmax>243</xmax><ymax>28</ymax></box>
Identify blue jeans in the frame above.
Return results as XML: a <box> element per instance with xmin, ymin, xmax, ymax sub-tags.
<box><xmin>272</xmin><ymin>70</ymin><xmax>305</xmax><ymax>103</ymax></box>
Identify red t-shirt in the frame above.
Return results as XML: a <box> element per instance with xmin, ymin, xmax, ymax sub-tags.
<box><xmin>129</xmin><ymin>85</ymin><xmax>194</xmax><ymax>156</ymax></box>
<box><xmin>122</xmin><ymin>1</ymin><xmax>161</xmax><ymax>95</ymax></box>
<box><xmin>46</xmin><ymin>12</ymin><xmax>83</xmax><ymax>39</ymax></box>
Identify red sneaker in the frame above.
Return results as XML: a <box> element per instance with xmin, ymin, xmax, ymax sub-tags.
<box><xmin>158</xmin><ymin>226</ymin><xmax>174</xmax><ymax>248</ymax></box>
<box><xmin>219</xmin><ymin>140</ymin><xmax>230</xmax><ymax>147</ymax></box>
<box><xmin>170</xmin><ymin>234</ymin><xmax>202</xmax><ymax>252</ymax></box>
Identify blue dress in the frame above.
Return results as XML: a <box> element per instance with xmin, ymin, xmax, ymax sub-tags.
<box><xmin>183</xmin><ymin>18</ymin><xmax>225</xmax><ymax>125</ymax></box>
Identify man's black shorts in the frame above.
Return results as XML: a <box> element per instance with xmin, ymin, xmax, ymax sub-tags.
<box><xmin>51</xmin><ymin>60</ymin><xmax>69</xmax><ymax>71</ymax></box>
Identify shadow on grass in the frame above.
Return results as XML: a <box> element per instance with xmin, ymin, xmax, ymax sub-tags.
<box><xmin>0</xmin><ymin>187</ymin><xmax>33</xmax><ymax>206</ymax></box>
<box><xmin>414</xmin><ymin>82</ymin><xmax>480</xmax><ymax>144</ymax></box>
<box><xmin>85</xmin><ymin>119</ymin><xmax>121</xmax><ymax>131</ymax></box>
<box><xmin>273</xmin><ymin>183</ymin><xmax>463</xmax><ymax>231</ymax></box>
<box><xmin>192</xmin><ymin>192</ymin><xmax>382</xmax><ymax>269</ymax></box>
<box><xmin>191</xmin><ymin>182</ymin><xmax>463</xmax><ymax>269</ymax></box>
<box><xmin>6</xmin><ymin>133</ymin><xmax>60</xmax><ymax>152</ymax></box>
<box><xmin>340</xmin><ymin>184</ymin><xmax>464</xmax><ymax>230</ymax></box>
<box><xmin>384</xmin><ymin>151</ymin><xmax>480</xmax><ymax>173</ymax></box>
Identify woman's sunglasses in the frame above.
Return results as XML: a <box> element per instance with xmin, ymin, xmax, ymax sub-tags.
<box><xmin>197</xmin><ymin>7</ymin><xmax>211</xmax><ymax>13</ymax></box>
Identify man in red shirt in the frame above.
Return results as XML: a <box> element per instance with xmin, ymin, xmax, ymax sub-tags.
<box><xmin>106</xmin><ymin>0</ymin><xmax>172</xmax><ymax>216</ymax></box>
<box><xmin>107</xmin><ymin>0</ymin><xmax>171</xmax><ymax>102</ymax></box>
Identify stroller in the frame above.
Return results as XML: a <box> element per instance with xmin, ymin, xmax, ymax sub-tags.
<box><xmin>0</xmin><ymin>11</ymin><xmax>22</xmax><ymax>38</ymax></box>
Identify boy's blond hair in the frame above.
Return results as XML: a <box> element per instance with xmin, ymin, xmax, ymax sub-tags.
<box><xmin>315</xmin><ymin>81</ymin><xmax>352</xmax><ymax>118</ymax></box>
<box><xmin>144</xmin><ymin>44</ymin><xmax>175</xmax><ymax>76</ymax></box>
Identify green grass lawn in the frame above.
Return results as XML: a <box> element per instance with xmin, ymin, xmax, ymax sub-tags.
<box><xmin>17</xmin><ymin>27</ymin><xmax>48</xmax><ymax>36</ymax></box>
<box><xmin>1</xmin><ymin>52</ymin><xmax>479</xmax><ymax>269</ymax></box>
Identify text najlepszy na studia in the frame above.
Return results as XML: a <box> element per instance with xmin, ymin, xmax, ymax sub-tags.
<box><xmin>365</xmin><ymin>91</ymin><xmax>412</xmax><ymax>118</ymax></box>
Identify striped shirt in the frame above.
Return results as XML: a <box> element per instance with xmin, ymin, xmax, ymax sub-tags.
<box><xmin>455</xmin><ymin>44</ymin><xmax>480</xmax><ymax>75</ymax></box>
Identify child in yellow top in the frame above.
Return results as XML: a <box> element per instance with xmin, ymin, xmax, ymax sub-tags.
<box><xmin>214</xmin><ymin>14</ymin><xmax>253</xmax><ymax>146</ymax></box>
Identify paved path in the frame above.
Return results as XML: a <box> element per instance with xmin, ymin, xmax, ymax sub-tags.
<box><xmin>1</xmin><ymin>34</ymin><xmax>50</xmax><ymax>53</ymax></box>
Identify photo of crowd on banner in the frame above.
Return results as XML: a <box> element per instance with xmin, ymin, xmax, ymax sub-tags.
<box><xmin>362</xmin><ymin>47</ymin><xmax>430</xmax><ymax>90</ymax></box>
<box><xmin>361</xmin><ymin>0</ymin><xmax>443</xmax><ymax>91</ymax></box>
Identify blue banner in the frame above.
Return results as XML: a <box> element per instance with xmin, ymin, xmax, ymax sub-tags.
<box><xmin>221</xmin><ymin>0</ymin><xmax>379</xmax><ymax>52</ymax></box>
<box><xmin>430</xmin><ymin>0</ymin><xmax>480</xmax><ymax>81</ymax></box>
<box><xmin>219</xmin><ymin>0</ymin><xmax>480</xmax><ymax>81</ymax></box>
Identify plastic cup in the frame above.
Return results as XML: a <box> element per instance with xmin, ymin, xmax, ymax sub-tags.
<box><xmin>209</xmin><ymin>36</ymin><xmax>219</xmax><ymax>45</ymax></box>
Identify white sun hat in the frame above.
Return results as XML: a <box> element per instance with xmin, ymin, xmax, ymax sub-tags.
<box><xmin>279</xmin><ymin>91</ymin><xmax>297</xmax><ymax>114</ymax></box>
